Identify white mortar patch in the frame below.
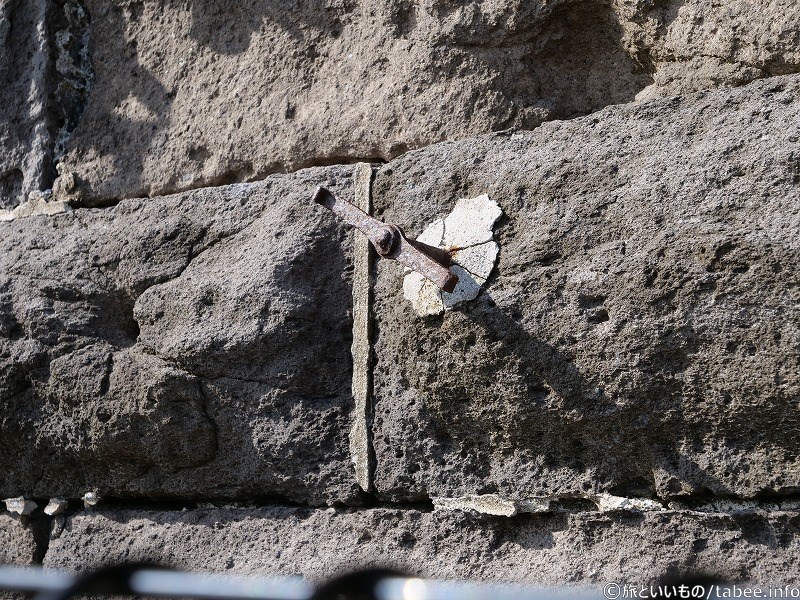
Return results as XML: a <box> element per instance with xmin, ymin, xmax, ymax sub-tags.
<box><xmin>0</xmin><ymin>191</ymin><xmax>71</xmax><ymax>222</ymax></box>
<box><xmin>44</xmin><ymin>497</ymin><xmax>68</xmax><ymax>516</ymax></box>
<box><xmin>592</xmin><ymin>493</ymin><xmax>664</xmax><ymax>512</ymax></box>
<box><xmin>82</xmin><ymin>490</ymin><xmax>100</xmax><ymax>508</ymax></box>
<box><xmin>432</xmin><ymin>494</ymin><xmax>553</xmax><ymax>517</ymax></box>
<box><xmin>433</xmin><ymin>494</ymin><xmax>518</xmax><ymax>517</ymax></box>
<box><xmin>403</xmin><ymin>194</ymin><xmax>501</xmax><ymax>316</ymax></box>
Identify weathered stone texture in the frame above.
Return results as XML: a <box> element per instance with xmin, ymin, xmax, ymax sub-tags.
<box><xmin>0</xmin><ymin>165</ymin><xmax>360</xmax><ymax>504</ymax></box>
<box><xmin>51</xmin><ymin>0</ymin><xmax>800</xmax><ymax>206</ymax></box>
<box><xmin>621</xmin><ymin>0</ymin><xmax>800</xmax><ymax>101</ymax></box>
<box><xmin>0</xmin><ymin>0</ymin><xmax>51</xmax><ymax>210</ymax></box>
<box><xmin>44</xmin><ymin>507</ymin><xmax>800</xmax><ymax>584</ymax></box>
<box><xmin>371</xmin><ymin>75</ymin><xmax>800</xmax><ymax>503</ymax></box>
<box><xmin>0</xmin><ymin>515</ymin><xmax>42</xmax><ymax>566</ymax></box>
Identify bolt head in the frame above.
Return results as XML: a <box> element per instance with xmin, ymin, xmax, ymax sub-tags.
<box><xmin>375</xmin><ymin>228</ymin><xmax>396</xmax><ymax>256</ymax></box>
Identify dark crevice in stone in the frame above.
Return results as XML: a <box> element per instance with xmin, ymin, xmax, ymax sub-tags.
<box><xmin>30</xmin><ymin>514</ymin><xmax>51</xmax><ymax>564</ymax></box>
<box><xmin>0</xmin><ymin>169</ymin><xmax>24</xmax><ymax>211</ymax></box>
<box><xmin>46</xmin><ymin>0</ymin><xmax>93</xmax><ymax>165</ymax></box>
<box><xmin>69</xmin><ymin>156</ymin><xmax>389</xmax><ymax>210</ymax></box>
<box><xmin>195</xmin><ymin>383</ymin><xmax>220</xmax><ymax>465</ymax></box>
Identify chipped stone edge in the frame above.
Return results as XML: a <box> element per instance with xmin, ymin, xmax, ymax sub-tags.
<box><xmin>432</xmin><ymin>494</ymin><xmax>552</xmax><ymax>517</ymax></box>
<box><xmin>348</xmin><ymin>162</ymin><xmax>375</xmax><ymax>493</ymax></box>
<box><xmin>0</xmin><ymin>191</ymin><xmax>71</xmax><ymax>222</ymax></box>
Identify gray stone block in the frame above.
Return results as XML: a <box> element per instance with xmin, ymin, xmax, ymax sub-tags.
<box><xmin>51</xmin><ymin>0</ymin><xmax>800</xmax><ymax>205</ymax></box>
<box><xmin>43</xmin><ymin>507</ymin><xmax>800</xmax><ymax>584</ymax></box>
<box><xmin>0</xmin><ymin>165</ymin><xmax>361</xmax><ymax>505</ymax></box>
<box><xmin>370</xmin><ymin>75</ymin><xmax>800</xmax><ymax>502</ymax></box>
<box><xmin>0</xmin><ymin>514</ymin><xmax>43</xmax><ymax>565</ymax></box>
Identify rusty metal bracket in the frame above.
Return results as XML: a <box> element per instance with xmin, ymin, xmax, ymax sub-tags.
<box><xmin>313</xmin><ymin>186</ymin><xmax>458</xmax><ymax>293</ymax></box>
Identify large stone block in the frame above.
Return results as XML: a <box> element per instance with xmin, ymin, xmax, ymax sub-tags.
<box><xmin>44</xmin><ymin>507</ymin><xmax>800</xmax><ymax>584</ymax></box>
<box><xmin>371</xmin><ymin>75</ymin><xmax>800</xmax><ymax>502</ymax></box>
<box><xmin>0</xmin><ymin>165</ymin><xmax>361</xmax><ymax>504</ymax></box>
<box><xmin>51</xmin><ymin>0</ymin><xmax>799</xmax><ymax>206</ymax></box>
<box><xmin>49</xmin><ymin>0</ymin><xmax>647</xmax><ymax>205</ymax></box>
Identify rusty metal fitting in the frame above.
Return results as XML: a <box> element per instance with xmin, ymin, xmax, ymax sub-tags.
<box><xmin>312</xmin><ymin>186</ymin><xmax>458</xmax><ymax>293</ymax></box>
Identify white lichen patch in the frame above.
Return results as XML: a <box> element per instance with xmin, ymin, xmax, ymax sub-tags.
<box><xmin>403</xmin><ymin>194</ymin><xmax>502</xmax><ymax>316</ymax></box>
<box><xmin>3</xmin><ymin>496</ymin><xmax>37</xmax><ymax>516</ymax></box>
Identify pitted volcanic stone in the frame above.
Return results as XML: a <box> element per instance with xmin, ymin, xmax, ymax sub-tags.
<box><xmin>0</xmin><ymin>165</ymin><xmax>360</xmax><ymax>505</ymax></box>
<box><xmin>0</xmin><ymin>514</ymin><xmax>43</xmax><ymax>566</ymax></box>
<box><xmin>51</xmin><ymin>0</ymin><xmax>800</xmax><ymax>206</ymax></box>
<box><xmin>371</xmin><ymin>75</ymin><xmax>800</xmax><ymax>503</ymax></box>
<box><xmin>44</xmin><ymin>507</ymin><xmax>800</xmax><ymax>585</ymax></box>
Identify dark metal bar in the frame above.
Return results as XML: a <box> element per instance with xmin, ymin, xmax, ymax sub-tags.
<box><xmin>313</xmin><ymin>186</ymin><xmax>458</xmax><ymax>293</ymax></box>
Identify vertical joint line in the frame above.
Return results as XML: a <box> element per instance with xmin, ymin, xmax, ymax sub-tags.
<box><xmin>349</xmin><ymin>162</ymin><xmax>375</xmax><ymax>492</ymax></box>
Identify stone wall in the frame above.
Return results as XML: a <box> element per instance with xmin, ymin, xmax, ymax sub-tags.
<box><xmin>1</xmin><ymin>0</ymin><xmax>799</xmax><ymax>588</ymax></box>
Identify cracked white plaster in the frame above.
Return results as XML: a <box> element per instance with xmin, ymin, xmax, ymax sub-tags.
<box><xmin>403</xmin><ymin>194</ymin><xmax>502</xmax><ymax>316</ymax></box>
<box><xmin>591</xmin><ymin>493</ymin><xmax>664</xmax><ymax>512</ymax></box>
<box><xmin>3</xmin><ymin>496</ymin><xmax>37</xmax><ymax>516</ymax></box>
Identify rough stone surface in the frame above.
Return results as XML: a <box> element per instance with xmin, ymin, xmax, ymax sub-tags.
<box><xmin>0</xmin><ymin>0</ymin><xmax>52</xmax><ymax>210</ymax></box>
<box><xmin>371</xmin><ymin>75</ymin><xmax>800</xmax><ymax>503</ymax></box>
<box><xmin>51</xmin><ymin>0</ymin><xmax>800</xmax><ymax>206</ymax></box>
<box><xmin>0</xmin><ymin>165</ymin><xmax>361</xmax><ymax>505</ymax></box>
<box><xmin>623</xmin><ymin>0</ymin><xmax>800</xmax><ymax>101</ymax></box>
<box><xmin>44</xmin><ymin>507</ymin><xmax>800</xmax><ymax>584</ymax></box>
<box><xmin>1</xmin><ymin>0</ymin><xmax>799</xmax><ymax>588</ymax></box>
<box><xmin>0</xmin><ymin>514</ymin><xmax>43</xmax><ymax>565</ymax></box>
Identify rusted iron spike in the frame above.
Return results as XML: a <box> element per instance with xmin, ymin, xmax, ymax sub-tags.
<box><xmin>312</xmin><ymin>186</ymin><xmax>458</xmax><ymax>293</ymax></box>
